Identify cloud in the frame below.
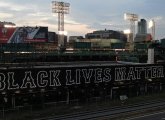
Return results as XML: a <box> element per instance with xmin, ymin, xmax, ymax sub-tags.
<box><xmin>0</xmin><ymin>1</ymin><xmax>27</xmax><ymax>11</ymax></box>
<box><xmin>0</xmin><ymin>12</ymin><xmax>13</xmax><ymax>18</ymax></box>
<box><xmin>0</xmin><ymin>0</ymin><xmax>165</xmax><ymax>39</ymax></box>
<box><xmin>65</xmin><ymin>19</ymin><xmax>80</xmax><ymax>25</ymax></box>
<box><xmin>153</xmin><ymin>16</ymin><xmax>163</xmax><ymax>21</ymax></box>
<box><xmin>64</xmin><ymin>23</ymin><xmax>95</xmax><ymax>36</ymax></box>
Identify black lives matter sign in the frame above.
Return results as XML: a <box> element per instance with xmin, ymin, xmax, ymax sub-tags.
<box><xmin>0</xmin><ymin>64</ymin><xmax>164</xmax><ymax>91</ymax></box>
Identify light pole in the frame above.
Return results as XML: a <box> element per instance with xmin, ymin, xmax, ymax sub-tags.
<box><xmin>52</xmin><ymin>1</ymin><xmax>70</xmax><ymax>49</ymax></box>
<box><xmin>124</xmin><ymin>29</ymin><xmax>131</xmax><ymax>42</ymax></box>
<box><xmin>149</xmin><ymin>19</ymin><xmax>155</xmax><ymax>40</ymax></box>
<box><xmin>124</xmin><ymin>13</ymin><xmax>138</xmax><ymax>42</ymax></box>
<box><xmin>124</xmin><ymin>13</ymin><xmax>138</xmax><ymax>51</ymax></box>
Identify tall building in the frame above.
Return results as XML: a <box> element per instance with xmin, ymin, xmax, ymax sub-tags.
<box><xmin>138</xmin><ymin>19</ymin><xmax>147</xmax><ymax>34</ymax></box>
<box><xmin>135</xmin><ymin>19</ymin><xmax>152</xmax><ymax>42</ymax></box>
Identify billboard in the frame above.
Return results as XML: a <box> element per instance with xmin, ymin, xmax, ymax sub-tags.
<box><xmin>0</xmin><ymin>26</ymin><xmax>48</xmax><ymax>43</ymax></box>
<box><xmin>0</xmin><ymin>25</ymin><xmax>16</xmax><ymax>43</ymax></box>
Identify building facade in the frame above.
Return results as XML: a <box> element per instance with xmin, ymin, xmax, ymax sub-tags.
<box><xmin>138</xmin><ymin>19</ymin><xmax>147</xmax><ymax>34</ymax></box>
<box><xmin>85</xmin><ymin>29</ymin><xmax>127</xmax><ymax>42</ymax></box>
<box><xmin>135</xmin><ymin>19</ymin><xmax>152</xmax><ymax>42</ymax></box>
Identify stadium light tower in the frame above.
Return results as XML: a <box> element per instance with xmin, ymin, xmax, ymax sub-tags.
<box><xmin>52</xmin><ymin>1</ymin><xmax>70</xmax><ymax>48</ymax></box>
<box><xmin>149</xmin><ymin>19</ymin><xmax>155</xmax><ymax>40</ymax></box>
<box><xmin>124</xmin><ymin>29</ymin><xmax>131</xmax><ymax>43</ymax></box>
<box><xmin>124</xmin><ymin>13</ymin><xmax>138</xmax><ymax>43</ymax></box>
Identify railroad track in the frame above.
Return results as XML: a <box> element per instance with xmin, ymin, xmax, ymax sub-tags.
<box><xmin>35</xmin><ymin>99</ymin><xmax>165</xmax><ymax>120</ymax></box>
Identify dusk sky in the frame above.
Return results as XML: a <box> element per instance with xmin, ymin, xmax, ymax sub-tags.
<box><xmin>0</xmin><ymin>0</ymin><xmax>165</xmax><ymax>39</ymax></box>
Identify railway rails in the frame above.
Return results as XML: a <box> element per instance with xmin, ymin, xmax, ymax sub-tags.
<box><xmin>36</xmin><ymin>99</ymin><xmax>165</xmax><ymax>120</ymax></box>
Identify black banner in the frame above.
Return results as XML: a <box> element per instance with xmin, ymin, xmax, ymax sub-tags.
<box><xmin>0</xmin><ymin>64</ymin><xmax>164</xmax><ymax>92</ymax></box>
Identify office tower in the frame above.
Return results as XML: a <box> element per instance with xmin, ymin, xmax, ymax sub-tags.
<box><xmin>138</xmin><ymin>19</ymin><xmax>147</xmax><ymax>34</ymax></box>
